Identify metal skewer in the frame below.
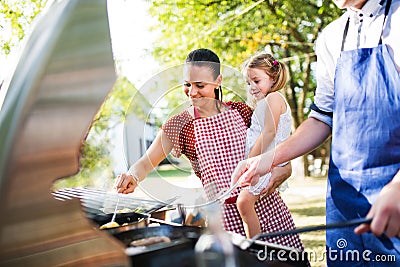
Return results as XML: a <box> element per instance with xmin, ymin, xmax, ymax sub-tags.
<box><xmin>111</xmin><ymin>197</ymin><xmax>120</xmax><ymax>223</ymax></box>
<box><xmin>239</xmin><ymin>217</ymin><xmax>373</xmax><ymax>250</ymax></box>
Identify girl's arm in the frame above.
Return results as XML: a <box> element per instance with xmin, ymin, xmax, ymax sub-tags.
<box><xmin>248</xmin><ymin>92</ymin><xmax>284</xmax><ymax>158</ymax></box>
<box><xmin>114</xmin><ymin>130</ymin><xmax>173</xmax><ymax>193</ymax></box>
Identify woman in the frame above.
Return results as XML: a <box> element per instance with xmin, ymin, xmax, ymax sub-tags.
<box><xmin>114</xmin><ymin>48</ymin><xmax>304</xmax><ymax>250</ymax></box>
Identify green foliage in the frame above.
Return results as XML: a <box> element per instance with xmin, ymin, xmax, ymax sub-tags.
<box><xmin>0</xmin><ymin>0</ymin><xmax>47</xmax><ymax>55</ymax></box>
<box><xmin>54</xmin><ymin>137</ymin><xmax>113</xmax><ymax>190</ymax></box>
<box><xmin>148</xmin><ymin>0</ymin><xmax>343</xmax><ymax>127</ymax></box>
<box><xmin>93</xmin><ymin>76</ymin><xmax>137</xmax><ymax>131</ymax></box>
<box><xmin>146</xmin><ymin>0</ymin><xmax>342</xmax><ymax>176</ymax></box>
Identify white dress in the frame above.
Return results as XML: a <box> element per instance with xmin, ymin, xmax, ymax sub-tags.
<box><xmin>243</xmin><ymin>92</ymin><xmax>292</xmax><ymax>195</ymax></box>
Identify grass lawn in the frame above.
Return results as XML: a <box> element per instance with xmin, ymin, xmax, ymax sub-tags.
<box><xmin>281</xmin><ymin>176</ymin><xmax>327</xmax><ymax>267</ymax></box>
<box><xmin>147</xmin><ymin>166</ymin><xmax>193</xmax><ymax>177</ymax></box>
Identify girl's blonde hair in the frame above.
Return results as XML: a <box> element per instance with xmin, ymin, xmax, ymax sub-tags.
<box><xmin>242</xmin><ymin>52</ymin><xmax>289</xmax><ymax>93</ymax></box>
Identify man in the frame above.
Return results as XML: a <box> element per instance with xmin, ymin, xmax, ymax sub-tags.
<box><xmin>232</xmin><ymin>0</ymin><xmax>400</xmax><ymax>265</ymax></box>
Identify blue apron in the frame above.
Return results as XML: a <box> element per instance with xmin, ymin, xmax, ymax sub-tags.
<box><xmin>327</xmin><ymin>1</ymin><xmax>400</xmax><ymax>266</ymax></box>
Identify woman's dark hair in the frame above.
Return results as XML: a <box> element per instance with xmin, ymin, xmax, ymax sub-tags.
<box><xmin>185</xmin><ymin>48</ymin><xmax>222</xmax><ymax>101</ymax></box>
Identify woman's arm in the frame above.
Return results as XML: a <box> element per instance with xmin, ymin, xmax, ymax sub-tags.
<box><xmin>114</xmin><ymin>130</ymin><xmax>173</xmax><ymax>194</ymax></box>
<box><xmin>260</xmin><ymin>162</ymin><xmax>292</xmax><ymax>195</ymax></box>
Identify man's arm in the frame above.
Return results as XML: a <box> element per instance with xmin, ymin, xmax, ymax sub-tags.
<box><xmin>232</xmin><ymin>117</ymin><xmax>332</xmax><ymax>191</ymax></box>
<box><xmin>272</xmin><ymin>117</ymin><xmax>332</xmax><ymax>167</ymax></box>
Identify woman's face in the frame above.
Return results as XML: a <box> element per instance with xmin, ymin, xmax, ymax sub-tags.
<box><xmin>183</xmin><ymin>65</ymin><xmax>221</xmax><ymax>106</ymax></box>
<box><xmin>246</xmin><ymin>68</ymin><xmax>275</xmax><ymax>101</ymax></box>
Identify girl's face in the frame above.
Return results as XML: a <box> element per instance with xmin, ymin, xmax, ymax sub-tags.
<box><xmin>183</xmin><ymin>65</ymin><xmax>221</xmax><ymax>105</ymax></box>
<box><xmin>246</xmin><ymin>68</ymin><xmax>275</xmax><ymax>101</ymax></box>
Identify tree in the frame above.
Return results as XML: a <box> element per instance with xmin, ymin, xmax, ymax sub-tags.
<box><xmin>0</xmin><ymin>0</ymin><xmax>47</xmax><ymax>55</ymax></box>
<box><xmin>148</xmin><ymin>0</ymin><xmax>343</xmax><ymax>176</ymax></box>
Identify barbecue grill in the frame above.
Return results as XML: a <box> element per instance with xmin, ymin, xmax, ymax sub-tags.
<box><xmin>0</xmin><ymin>0</ymin><xmax>128</xmax><ymax>266</ymax></box>
<box><xmin>0</xmin><ymin>1</ymin><xmax>308</xmax><ymax>266</ymax></box>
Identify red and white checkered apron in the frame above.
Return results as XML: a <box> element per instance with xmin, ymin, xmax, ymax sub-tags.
<box><xmin>193</xmin><ymin>108</ymin><xmax>304</xmax><ymax>250</ymax></box>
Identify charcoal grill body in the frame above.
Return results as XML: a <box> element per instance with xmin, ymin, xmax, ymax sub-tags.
<box><xmin>0</xmin><ymin>0</ymin><xmax>128</xmax><ymax>266</ymax></box>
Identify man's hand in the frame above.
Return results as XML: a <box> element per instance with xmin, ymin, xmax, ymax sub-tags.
<box><xmin>355</xmin><ymin>178</ymin><xmax>400</xmax><ymax>238</ymax></box>
<box><xmin>113</xmin><ymin>173</ymin><xmax>139</xmax><ymax>194</ymax></box>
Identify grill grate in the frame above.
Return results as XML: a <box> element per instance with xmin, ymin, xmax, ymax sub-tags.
<box><xmin>52</xmin><ymin>187</ymin><xmax>177</xmax><ymax>215</ymax></box>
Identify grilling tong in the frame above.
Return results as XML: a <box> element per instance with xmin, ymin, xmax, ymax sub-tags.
<box><xmin>239</xmin><ymin>217</ymin><xmax>373</xmax><ymax>250</ymax></box>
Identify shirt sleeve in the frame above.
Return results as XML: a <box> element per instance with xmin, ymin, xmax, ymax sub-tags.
<box><xmin>161</xmin><ymin>112</ymin><xmax>193</xmax><ymax>158</ymax></box>
<box><xmin>309</xmin><ymin>16</ymin><xmax>346</xmax><ymax>128</ymax></box>
<box><xmin>311</xmin><ymin>34</ymin><xmax>334</xmax><ymax>127</ymax></box>
<box><xmin>227</xmin><ymin>101</ymin><xmax>253</xmax><ymax>128</ymax></box>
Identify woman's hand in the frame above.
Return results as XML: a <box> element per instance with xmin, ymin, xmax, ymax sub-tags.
<box><xmin>355</xmin><ymin>176</ymin><xmax>400</xmax><ymax>238</ymax></box>
<box><xmin>231</xmin><ymin>151</ymin><xmax>274</xmax><ymax>188</ymax></box>
<box><xmin>114</xmin><ymin>173</ymin><xmax>139</xmax><ymax>194</ymax></box>
<box><xmin>260</xmin><ymin>162</ymin><xmax>292</xmax><ymax>196</ymax></box>
<box><xmin>113</xmin><ymin>130</ymin><xmax>173</xmax><ymax>194</ymax></box>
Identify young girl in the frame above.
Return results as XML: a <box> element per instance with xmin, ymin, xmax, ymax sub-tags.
<box><xmin>236</xmin><ymin>52</ymin><xmax>292</xmax><ymax>238</ymax></box>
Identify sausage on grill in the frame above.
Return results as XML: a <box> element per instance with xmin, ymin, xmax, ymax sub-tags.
<box><xmin>130</xmin><ymin>236</ymin><xmax>171</xmax><ymax>247</ymax></box>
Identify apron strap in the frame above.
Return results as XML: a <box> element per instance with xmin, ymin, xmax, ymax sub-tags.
<box><xmin>193</xmin><ymin>106</ymin><xmax>201</xmax><ymax>120</ymax></box>
<box><xmin>341</xmin><ymin>17</ymin><xmax>350</xmax><ymax>52</ymax></box>
<box><xmin>379</xmin><ymin>0</ymin><xmax>392</xmax><ymax>45</ymax></box>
